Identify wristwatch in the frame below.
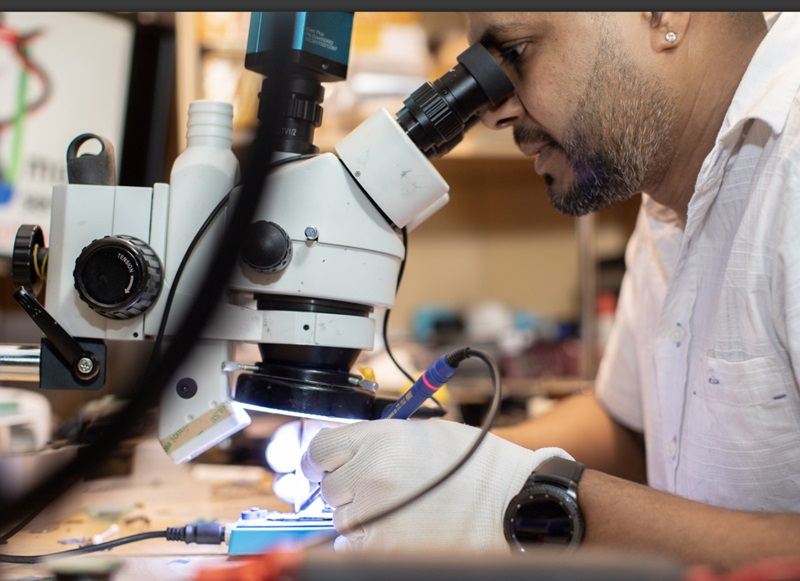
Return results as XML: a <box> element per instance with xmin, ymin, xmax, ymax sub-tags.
<box><xmin>503</xmin><ymin>456</ymin><xmax>585</xmax><ymax>551</ymax></box>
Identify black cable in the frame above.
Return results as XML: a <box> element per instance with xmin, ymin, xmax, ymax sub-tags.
<box><xmin>0</xmin><ymin>12</ymin><xmax>298</xmax><ymax>534</ymax></box>
<box><xmin>381</xmin><ymin>228</ymin><xmax>446</xmax><ymax>412</ymax></box>
<box><xmin>0</xmin><ymin>523</ymin><xmax>226</xmax><ymax>564</ymax></box>
<box><xmin>304</xmin><ymin>346</ymin><xmax>502</xmax><ymax>549</ymax></box>
<box><xmin>0</xmin><ymin>531</ymin><xmax>166</xmax><ymax>564</ymax></box>
<box><xmin>0</xmin><ymin>503</ymin><xmax>43</xmax><ymax>545</ymax></box>
<box><xmin>149</xmin><ymin>153</ymin><xmax>317</xmax><ymax>367</ymax></box>
<box><xmin>147</xmin><ymin>192</ymin><xmax>232</xmax><ymax>372</ymax></box>
<box><xmin>382</xmin><ymin>227</ymin><xmax>414</xmax><ymax>384</ymax></box>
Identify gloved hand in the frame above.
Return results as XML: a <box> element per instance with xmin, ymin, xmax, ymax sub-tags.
<box><xmin>300</xmin><ymin>418</ymin><xmax>571</xmax><ymax>553</ymax></box>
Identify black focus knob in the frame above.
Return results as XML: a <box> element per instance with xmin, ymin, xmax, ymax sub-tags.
<box><xmin>73</xmin><ymin>235</ymin><xmax>163</xmax><ymax>319</ymax></box>
<box><xmin>241</xmin><ymin>220</ymin><xmax>293</xmax><ymax>274</ymax></box>
<box><xmin>12</xmin><ymin>224</ymin><xmax>48</xmax><ymax>296</ymax></box>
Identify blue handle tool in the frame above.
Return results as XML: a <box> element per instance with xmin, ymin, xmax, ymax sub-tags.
<box><xmin>379</xmin><ymin>355</ymin><xmax>456</xmax><ymax>419</ymax></box>
<box><xmin>297</xmin><ymin>355</ymin><xmax>459</xmax><ymax>512</ymax></box>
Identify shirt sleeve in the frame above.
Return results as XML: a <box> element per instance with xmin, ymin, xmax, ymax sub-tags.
<box><xmin>593</xmin><ymin>199</ymin><xmax>675</xmax><ymax>434</ymax></box>
<box><xmin>594</xmin><ymin>263</ymin><xmax>645</xmax><ymax>433</ymax></box>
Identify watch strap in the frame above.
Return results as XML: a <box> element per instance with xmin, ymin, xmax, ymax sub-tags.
<box><xmin>529</xmin><ymin>456</ymin><xmax>585</xmax><ymax>490</ymax></box>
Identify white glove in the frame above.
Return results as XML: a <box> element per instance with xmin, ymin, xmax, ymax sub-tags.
<box><xmin>300</xmin><ymin>418</ymin><xmax>571</xmax><ymax>553</ymax></box>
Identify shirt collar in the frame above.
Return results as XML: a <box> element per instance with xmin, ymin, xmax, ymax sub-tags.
<box><xmin>719</xmin><ymin>12</ymin><xmax>800</xmax><ymax>140</ymax></box>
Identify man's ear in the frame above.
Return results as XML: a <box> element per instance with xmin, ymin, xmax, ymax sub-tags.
<box><xmin>647</xmin><ymin>12</ymin><xmax>691</xmax><ymax>52</ymax></box>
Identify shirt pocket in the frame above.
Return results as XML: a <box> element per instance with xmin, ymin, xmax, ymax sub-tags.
<box><xmin>679</xmin><ymin>354</ymin><xmax>800</xmax><ymax>511</ymax></box>
<box><xmin>701</xmin><ymin>354</ymin><xmax>795</xmax><ymax>406</ymax></box>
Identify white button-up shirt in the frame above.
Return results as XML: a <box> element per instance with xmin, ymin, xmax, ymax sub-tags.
<box><xmin>595</xmin><ymin>12</ymin><xmax>800</xmax><ymax>511</ymax></box>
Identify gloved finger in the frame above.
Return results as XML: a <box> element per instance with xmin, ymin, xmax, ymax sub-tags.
<box><xmin>332</xmin><ymin>504</ymin><xmax>365</xmax><ymax>543</ymax></box>
<box><xmin>334</xmin><ymin>535</ymin><xmax>357</xmax><ymax>552</ymax></box>
<box><xmin>317</xmin><ymin>474</ymin><xmax>352</xmax><ymax>508</ymax></box>
<box><xmin>300</xmin><ymin>422</ymin><xmax>367</xmax><ymax>482</ymax></box>
<box><xmin>319</xmin><ymin>432</ymin><xmax>403</xmax><ymax>507</ymax></box>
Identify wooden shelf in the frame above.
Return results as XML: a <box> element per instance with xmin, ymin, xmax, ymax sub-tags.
<box><xmin>448</xmin><ymin>376</ymin><xmax>593</xmax><ymax>404</ymax></box>
<box><xmin>233</xmin><ymin>119</ymin><xmax>522</xmax><ymax>161</ymax></box>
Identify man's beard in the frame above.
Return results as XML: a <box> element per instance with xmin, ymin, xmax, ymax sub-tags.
<box><xmin>516</xmin><ymin>38</ymin><xmax>678</xmax><ymax>216</ymax></box>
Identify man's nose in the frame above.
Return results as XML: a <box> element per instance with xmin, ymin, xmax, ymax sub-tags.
<box><xmin>480</xmin><ymin>92</ymin><xmax>524</xmax><ymax>130</ymax></box>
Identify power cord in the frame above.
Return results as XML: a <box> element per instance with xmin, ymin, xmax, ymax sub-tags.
<box><xmin>0</xmin><ymin>523</ymin><xmax>226</xmax><ymax>564</ymax></box>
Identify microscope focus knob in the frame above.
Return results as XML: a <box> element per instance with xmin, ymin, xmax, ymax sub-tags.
<box><xmin>241</xmin><ymin>220</ymin><xmax>293</xmax><ymax>274</ymax></box>
<box><xmin>12</xmin><ymin>224</ymin><xmax>48</xmax><ymax>297</ymax></box>
<box><xmin>73</xmin><ymin>235</ymin><xmax>163</xmax><ymax>319</ymax></box>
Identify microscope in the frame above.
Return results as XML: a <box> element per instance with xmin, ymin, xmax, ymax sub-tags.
<box><xmin>2</xmin><ymin>12</ymin><xmax>513</xmax><ymax>548</ymax></box>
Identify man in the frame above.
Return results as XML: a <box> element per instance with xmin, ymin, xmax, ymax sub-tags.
<box><xmin>301</xmin><ymin>12</ymin><xmax>800</xmax><ymax>569</ymax></box>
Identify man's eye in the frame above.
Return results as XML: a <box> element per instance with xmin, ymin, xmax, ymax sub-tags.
<box><xmin>500</xmin><ymin>43</ymin><xmax>527</xmax><ymax>65</ymax></box>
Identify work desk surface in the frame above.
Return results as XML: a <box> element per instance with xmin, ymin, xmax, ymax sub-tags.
<box><xmin>1</xmin><ymin>437</ymin><xmax>291</xmax><ymax>581</ymax></box>
<box><xmin>1</xmin><ymin>433</ymin><xmax>696</xmax><ymax>581</ymax></box>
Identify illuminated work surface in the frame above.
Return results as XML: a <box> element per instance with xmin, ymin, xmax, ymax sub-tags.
<box><xmin>0</xmin><ymin>437</ymin><xmax>293</xmax><ymax>581</ymax></box>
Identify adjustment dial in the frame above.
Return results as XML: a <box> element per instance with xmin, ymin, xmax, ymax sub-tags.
<box><xmin>73</xmin><ymin>235</ymin><xmax>163</xmax><ymax>319</ymax></box>
<box><xmin>241</xmin><ymin>220</ymin><xmax>293</xmax><ymax>274</ymax></box>
<box><xmin>12</xmin><ymin>224</ymin><xmax>48</xmax><ymax>296</ymax></box>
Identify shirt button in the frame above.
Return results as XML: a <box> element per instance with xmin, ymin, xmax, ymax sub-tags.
<box><xmin>670</xmin><ymin>324</ymin><xmax>686</xmax><ymax>345</ymax></box>
<box><xmin>668</xmin><ymin>437</ymin><xmax>678</xmax><ymax>459</ymax></box>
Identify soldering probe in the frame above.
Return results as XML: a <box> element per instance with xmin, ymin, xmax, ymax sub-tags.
<box><xmin>297</xmin><ymin>348</ymin><xmax>470</xmax><ymax>512</ymax></box>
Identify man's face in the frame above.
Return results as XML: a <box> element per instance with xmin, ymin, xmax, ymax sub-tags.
<box><xmin>466</xmin><ymin>13</ymin><xmax>678</xmax><ymax>216</ymax></box>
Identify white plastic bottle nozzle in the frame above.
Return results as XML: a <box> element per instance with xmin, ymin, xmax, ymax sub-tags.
<box><xmin>162</xmin><ymin>100</ymin><xmax>240</xmax><ymax>327</ymax></box>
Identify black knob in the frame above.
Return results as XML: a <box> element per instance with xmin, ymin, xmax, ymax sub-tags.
<box><xmin>73</xmin><ymin>235</ymin><xmax>163</xmax><ymax>319</ymax></box>
<box><xmin>241</xmin><ymin>220</ymin><xmax>293</xmax><ymax>274</ymax></box>
<box><xmin>12</xmin><ymin>224</ymin><xmax>48</xmax><ymax>297</ymax></box>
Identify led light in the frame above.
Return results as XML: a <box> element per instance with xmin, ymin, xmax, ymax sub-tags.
<box><xmin>265</xmin><ymin>421</ymin><xmax>302</xmax><ymax>473</ymax></box>
<box><xmin>272</xmin><ymin>472</ymin><xmax>302</xmax><ymax>505</ymax></box>
<box><xmin>241</xmin><ymin>403</ymin><xmax>363</xmax><ymax>424</ymax></box>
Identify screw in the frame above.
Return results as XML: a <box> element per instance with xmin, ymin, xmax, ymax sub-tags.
<box><xmin>176</xmin><ymin>378</ymin><xmax>198</xmax><ymax>399</ymax></box>
<box><xmin>222</xmin><ymin>361</ymin><xmax>259</xmax><ymax>373</ymax></box>
<box><xmin>304</xmin><ymin>226</ymin><xmax>319</xmax><ymax>241</ymax></box>
<box><xmin>77</xmin><ymin>357</ymin><xmax>94</xmax><ymax>375</ymax></box>
<box><xmin>348</xmin><ymin>376</ymin><xmax>378</xmax><ymax>392</ymax></box>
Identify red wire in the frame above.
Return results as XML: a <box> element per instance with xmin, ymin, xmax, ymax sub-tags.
<box><xmin>0</xmin><ymin>25</ymin><xmax>50</xmax><ymax>132</ymax></box>
<box><xmin>0</xmin><ymin>24</ymin><xmax>21</xmax><ymax>44</ymax></box>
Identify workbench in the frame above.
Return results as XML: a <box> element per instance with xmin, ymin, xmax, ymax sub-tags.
<box><xmin>0</xmin><ymin>435</ymin><xmax>290</xmax><ymax>581</ymax></box>
<box><xmin>0</xmin><ymin>430</ymin><xmax>696</xmax><ymax>581</ymax></box>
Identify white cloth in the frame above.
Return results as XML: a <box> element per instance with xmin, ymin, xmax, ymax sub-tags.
<box><xmin>595</xmin><ymin>12</ymin><xmax>800</xmax><ymax>511</ymax></box>
<box><xmin>301</xmin><ymin>419</ymin><xmax>571</xmax><ymax>552</ymax></box>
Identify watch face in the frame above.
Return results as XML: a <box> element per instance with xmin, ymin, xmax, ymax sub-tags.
<box><xmin>505</xmin><ymin>483</ymin><xmax>582</xmax><ymax>550</ymax></box>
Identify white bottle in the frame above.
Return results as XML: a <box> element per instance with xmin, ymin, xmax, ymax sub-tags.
<box><xmin>163</xmin><ymin>100</ymin><xmax>239</xmax><ymax>326</ymax></box>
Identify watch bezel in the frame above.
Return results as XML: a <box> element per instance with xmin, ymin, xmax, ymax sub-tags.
<box><xmin>504</xmin><ymin>481</ymin><xmax>584</xmax><ymax>551</ymax></box>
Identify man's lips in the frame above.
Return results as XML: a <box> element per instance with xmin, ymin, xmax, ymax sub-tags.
<box><xmin>518</xmin><ymin>141</ymin><xmax>558</xmax><ymax>175</ymax></box>
<box><xmin>518</xmin><ymin>141</ymin><xmax>553</xmax><ymax>157</ymax></box>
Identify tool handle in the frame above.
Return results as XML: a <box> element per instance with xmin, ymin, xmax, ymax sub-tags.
<box><xmin>380</xmin><ymin>355</ymin><xmax>456</xmax><ymax>420</ymax></box>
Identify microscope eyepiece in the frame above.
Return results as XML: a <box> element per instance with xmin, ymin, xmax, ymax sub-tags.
<box><xmin>396</xmin><ymin>42</ymin><xmax>514</xmax><ymax>158</ymax></box>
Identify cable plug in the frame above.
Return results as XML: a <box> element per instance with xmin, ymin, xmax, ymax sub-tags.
<box><xmin>165</xmin><ymin>523</ymin><xmax>226</xmax><ymax>545</ymax></box>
